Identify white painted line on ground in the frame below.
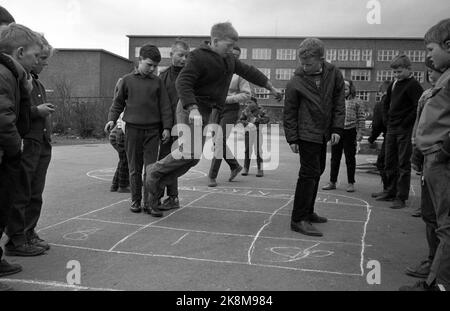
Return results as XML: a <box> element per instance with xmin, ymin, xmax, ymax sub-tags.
<box><xmin>147</xmin><ymin>224</ymin><xmax>366</xmax><ymax>246</ymax></box>
<box><xmin>189</xmin><ymin>205</ymin><xmax>366</xmax><ymax>223</ymax></box>
<box><xmin>76</xmin><ymin>217</ymin><xmax>146</xmax><ymax>227</ymax></box>
<box><xmin>47</xmin><ymin>243</ymin><xmax>361</xmax><ymax>277</ymax></box>
<box><xmin>1</xmin><ymin>278</ymin><xmax>121</xmax><ymax>291</ymax></box>
<box><xmin>37</xmin><ymin>199</ymin><xmax>130</xmax><ymax>233</ymax></box>
<box><xmin>108</xmin><ymin>193</ymin><xmax>211</xmax><ymax>252</ymax></box>
<box><xmin>359</xmin><ymin>199</ymin><xmax>372</xmax><ymax>276</ymax></box>
<box><xmin>247</xmin><ymin>199</ymin><xmax>294</xmax><ymax>265</ymax></box>
<box><xmin>171</xmin><ymin>233</ymin><xmax>189</xmax><ymax>246</ymax></box>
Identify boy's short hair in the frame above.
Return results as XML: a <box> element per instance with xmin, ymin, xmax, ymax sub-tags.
<box><xmin>298</xmin><ymin>38</ymin><xmax>325</xmax><ymax>59</ymax></box>
<box><xmin>0</xmin><ymin>6</ymin><xmax>15</xmax><ymax>25</ymax></box>
<box><xmin>139</xmin><ymin>44</ymin><xmax>161</xmax><ymax>62</ymax></box>
<box><xmin>37</xmin><ymin>33</ymin><xmax>54</xmax><ymax>57</ymax></box>
<box><xmin>0</xmin><ymin>23</ymin><xmax>43</xmax><ymax>55</ymax></box>
<box><xmin>171</xmin><ymin>38</ymin><xmax>189</xmax><ymax>52</ymax></box>
<box><xmin>210</xmin><ymin>22</ymin><xmax>239</xmax><ymax>41</ymax></box>
<box><xmin>424</xmin><ymin>18</ymin><xmax>450</xmax><ymax>47</ymax></box>
<box><xmin>390</xmin><ymin>54</ymin><xmax>411</xmax><ymax>69</ymax></box>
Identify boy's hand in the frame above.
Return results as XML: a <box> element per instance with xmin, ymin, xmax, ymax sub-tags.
<box><xmin>161</xmin><ymin>129</ymin><xmax>171</xmax><ymax>144</ymax></box>
<box><xmin>271</xmin><ymin>87</ymin><xmax>283</xmax><ymax>101</ymax></box>
<box><xmin>290</xmin><ymin>143</ymin><xmax>299</xmax><ymax>154</ymax></box>
<box><xmin>37</xmin><ymin>103</ymin><xmax>55</xmax><ymax>117</ymax></box>
<box><xmin>104</xmin><ymin>121</ymin><xmax>115</xmax><ymax>133</ymax></box>
<box><xmin>331</xmin><ymin>133</ymin><xmax>341</xmax><ymax>145</ymax></box>
<box><xmin>356</xmin><ymin>132</ymin><xmax>363</xmax><ymax>142</ymax></box>
<box><xmin>189</xmin><ymin>108</ymin><xmax>202</xmax><ymax>127</ymax></box>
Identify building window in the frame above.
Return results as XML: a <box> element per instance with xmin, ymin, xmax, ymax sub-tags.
<box><xmin>254</xmin><ymin>88</ymin><xmax>270</xmax><ymax>99</ymax></box>
<box><xmin>413</xmin><ymin>71</ymin><xmax>425</xmax><ymax>83</ymax></box>
<box><xmin>338</xmin><ymin>49</ymin><xmax>348</xmax><ymax>61</ymax></box>
<box><xmin>326</xmin><ymin>49</ymin><xmax>337</xmax><ymax>62</ymax></box>
<box><xmin>252</xmin><ymin>48</ymin><xmax>272</xmax><ymax>60</ymax></box>
<box><xmin>356</xmin><ymin>91</ymin><xmax>370</xmax><ymax>102</ymax></box>
<box><xmin>405</xmin><ymin>50</ymin><xmax>426</xmax><ymax>63</ymax></box>
<box><xmin>276</xmin><ymin>49</ymin><xmax>296</xmax><ymax>60</ymax></box>
<box><xmin>135</xmin><ymin>47</ymin><xmax>141</xmax><ymax>58</ymax></box>
<box><xmin>349</xmin><ymin>49</ymin><xmax>361</xmax><ymax>61</ymax></box>
<box><xmin>351</xmin><ymin>69</ymin><xmax>371</xmax><ymax>81</ymax></box>
<box><xmin>257</xmin><ymin>68</ymin><xmax>271</xmax><ymax>79</ymax></box>
<box><xmin>375</xmin><ymin>93</ymin><xmax>383</xmax><ymax>103</ymax></box>
<box><xmin>240</xmin><ymin>48</ymin><xmax>247</xmax><ymax>60</ymax></box>
<box><xmin>275</xmin><ymin>68</ymin><xmax>294</xmax><ymax>80</ymax></box>
<box><xmin>377</xmin><ymin>50</ymin><xmax>399</xmax><ymax>62</ymax></box>
<box><xmin>362</xmin><ymin>49</ymin><xmax>373</xmax><ymax>62</ymax></box>
<box><xmin>159</xmin><ymin>47</ymin><xmax>172</xmax><ymax>59</ymax></box>
<box><xmin>376</xmin><ymin>70</ymin><xmax>395</xmax><ymax>82</ymax></box>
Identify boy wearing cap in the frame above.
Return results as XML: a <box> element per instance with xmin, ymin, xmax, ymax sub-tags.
<box><xmin>146</xmin><ymin>22</ymin><xmax>282</xmax><ymax>214</ymax></box>
<box><xmin>400</xmin><ymin>18</ymin><xmax>450</xmax><ymax>291</ymax></box>
<box><xmin>105</xmin><ymin>44</ymin><xmax>173</xmax><ymax>216</ymax></box>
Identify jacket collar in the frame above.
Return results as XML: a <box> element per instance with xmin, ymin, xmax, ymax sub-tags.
<box><xmin>0</xmin><ymin>52</ymin><xmax>27</xmax><ymax>80</ymax></box>
<box><xmin>133</xmin><ymin>68</ymin><xmax>155</xmax><ymax>79</ymax></box>
<box><xmin>435</xmin><ymin>68</ymin><xmax>450</xmax><ymax>89</ymax></box>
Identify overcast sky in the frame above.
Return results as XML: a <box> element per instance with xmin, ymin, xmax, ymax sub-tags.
<box><xmin>2</xmin><ymin>0</ymin><xmax>449</xmax><ymax>58</ymax></box>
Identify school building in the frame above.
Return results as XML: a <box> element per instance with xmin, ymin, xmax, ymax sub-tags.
<box><xmin>40</xmin><ymin>48</ymin><xmax>134</xmax><ymax>99</ymax></box>
<box><xmin>127</xmin><ymin>35</ymin><xmax>429</xmax><ymax>118</ymax></box>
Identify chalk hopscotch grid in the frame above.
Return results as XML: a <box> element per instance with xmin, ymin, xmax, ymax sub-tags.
<box><xmin>37</xmin><ymin>185</ymin><xmax>372</xmax><ymax>278</ymax></box>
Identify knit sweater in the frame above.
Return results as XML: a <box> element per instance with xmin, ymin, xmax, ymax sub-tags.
<box><xmin>224</xmin><ymin>74</ymin><xmax>251</xmax><ymax>112</ymax></box>
<box><xmin>108</xmin><ymin>70</ymin><xmax>173</xmax><ymax>130</ymax></box>
<box><xmin>384</xmin><ymin>76</ymin><xmax>423</xmax><ymax>132</ymax></box>
<box><xmin>344</xmin><ymin>98</ymin><xmax>365</xmax><ymax>131</ymax></box>
<box><xmin>176</xmin><ymin>42</ymin><xmax>268</xmax><ymax>114</ymax></box>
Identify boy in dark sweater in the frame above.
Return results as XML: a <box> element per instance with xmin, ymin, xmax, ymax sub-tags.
<box><xmin>105</xmin><ymin>44</ymin><xmax>173</xmax><ymax>216</ymax></box>
<box><xmin>146</xmin><ymin>22</ymin><xmax>282</xmax><ymax>214</ymax></box>
<box><xmin>157</xmin><ymin>39</ymin><xmax>190</xmax><ymax>211</ymax></box>
<box><xmin>377</xmin><ymin>55</ymin><xmax>423</xmax><ymax>209</ymax></box>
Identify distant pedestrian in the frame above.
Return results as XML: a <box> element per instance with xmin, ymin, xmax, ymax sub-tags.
<box><xmin>322</xmin><ymin>79</ymin><xmax>365</xmax><ymax>192</ymax></box>
<box><xmin>239</xmin><ymin>97</ymin><xmax>269</xmax><ymax>177</ymax></box>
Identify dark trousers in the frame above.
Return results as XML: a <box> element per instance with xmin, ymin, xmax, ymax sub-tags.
<box><xmin>423</xmin><ymin>153</ymin><xmax>450</xmax><ymax>288</ymax></box>
<box><xmin>384</xmin><ymin>130</ymin><xmax>412</xmax><ymax>201</ymax></box>
<box><xmin>109</xmin><ymin>129</ymin><xmax>129</xmax><ymax>189</ymax></box>
<box><xmin>329</xmin><ymin>128</ymin><xmax>357</xmax><ymax>184</ymax></box>
<box><xmin>208</xmin><ymin>108</ymin><xmax>240</xmax><ymax>179</ymax></box>
<box><xmin>125</xmin><ymin>125</ymin><xmax>160</xmax><ymax>205</ymax></box>
<box><xmin>244</xmin><ymin>127</ymin><xmax>263</xmax><ymax>171</ymax></box>
<box><xmin>376</xmin><ymin>139</ymin><xmax>388</xmax><ymax>190</ymax></box>
<box><xmin>291</xmin><ymin>139</ymin><xmax>327</xmax><ymax>222</ymax></box>
<box><xmin>158</xmin><ymin>136</ymin><xmax>178</xmax><ymax>197</ymax></box>
<box><xmin>5</xmin><ymin>138</ymin><xmax>52</xmax><ymax>246</ymax></box>
<box><xmin>0</xmin><ymin>151</ymin><xmax>21</xmax><ymax>254</ymax></box>
<box><xmin>147</xmin><ymin>101</ymin><xmax>217</xmax><ymax>205</ymax></box>
<box><xmin>421</xmin><ymin>177</ymin><xmax>439</xmax><ymax>262</ymax></box>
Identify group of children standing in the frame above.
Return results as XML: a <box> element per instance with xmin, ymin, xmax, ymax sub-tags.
<box><xmin>0</xmin><ymin>7</ymin><xmax>55</xmax><ymax>291</ymax></box>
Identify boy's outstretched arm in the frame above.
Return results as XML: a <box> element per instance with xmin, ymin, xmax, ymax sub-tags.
<box><xmin>234</xmin><ymin>60</ymin><xmax>282</xmax><ymax>101</ymax></box>
<box><xmin>158</xmin><ymin>79</ymin><xmax>173</xmax><ymax>143</ymax></box>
